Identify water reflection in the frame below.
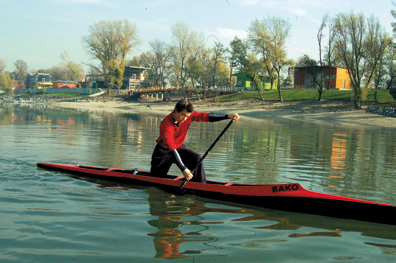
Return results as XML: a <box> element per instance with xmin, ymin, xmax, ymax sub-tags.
<box><xmin>330</xmin><ymin>133</ymin><xmax>347</xmax><ymax>174</ymax></box>
<box><xmin>2</xmin><ymin>103</ymin><xmax>396</xmax><ymax>261</ymax></box>
<box><xmin>2</xmin><ymin>103</ymin><xmax>396</xmax><ymax>205</ymax></box>
<box><xmin>83</xmin><ymin>178</ymin><xmax>396</xmax><ymax>259</ymax></box>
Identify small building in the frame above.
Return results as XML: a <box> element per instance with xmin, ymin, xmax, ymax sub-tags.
<box><xmin>82</xmin><ymin>75</ymin><xmax>106</xmax><ymax>89</ymax></box>
<box><xmin>11</xmin><ymin>80</ymin><xmax>26</xmax><ymax>90</ymax></box>
<box><xmin>26</xmin><ymin>72</ymin><xmax>51</xmax><ymax>89</ymax></box>
<box><xmin>123</xmin><ymin>66</ymin><xmax>151</xmax><ymax>90</ymax></box>
<box><xmin>233</xmin><ymin>71</ymin><xmax>277</xmax><ymax>91</ymax></box>
<box><xmin>82</xmin><ymin>66</ymin><xmax>151</xmax><ymax>90</ymax></box>
<box><xmin>37</xmin><ymin>82</ymin><xmax>53</xmax><ymax>89</ymax></box>
<box><xmin>53</xmin><ymin>80</ymin><xmax>77</xmax><ymax>88</ymax></box>
<box><xmin>292</xmin><ymin>66</ymin><xmax>350</xmax><ymax>90</ymax></box>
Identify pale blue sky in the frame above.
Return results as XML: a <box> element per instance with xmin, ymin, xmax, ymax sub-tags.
<box><xmin>0</xmin><ymin>0</ymin><xmax>394</xmax><ymax>72</ymax></box>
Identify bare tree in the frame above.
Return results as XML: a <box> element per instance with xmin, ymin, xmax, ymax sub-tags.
<box><xmin>14</xmin><ymin>60</ymin><xmax>28</xmax><ymax>81</ymax></box>
<box><xmin>249</xmin><ymin>16</ymin><xmax>292</xmax><ymax>102</ymax></box>
<box><xmin>170</xmin><ymin>21</ymin><xmax>203</xmax><ymax>98</ymax></box>
<box><xmin>149</xmin><ymin>40</ymin><xmax>172</xmax><ymax>87</ymax></box>
<box><xmin>249</xmin><ymin>18</ymin><xmax>277</xmax><ymax>94</ymax></box>
<box><xmin>61</xmin><ymin>52</ymin><xmax>85</xmax><ymax>83</ymax></box>
<box><xmin>316</xmin><ymin>15</ymin><xmax>327</xmax><ymax>100</ymax></box>
<box><xmin>324</xmin><ymin>17</ymin><xmax>336</xmax><ymax>90</ymax></box>
<box><xmin>186</xmin><ymin>48</ymin><xmax>205</xmax><ymax>88</ymax></box>
<box><xmin>188</xmin><ymin>46</ymin><xmax>212</xmax><ymax>89</ymax></box>
<box><xmin>83</xmin><ymin>19</ymin><xmax>139</xmax><ymax>95</ymax></box>
<box><xmin>46</xmin><ymin>65</ymin><xmax>68</xmax><ymax>81</ymax></box>
<box><xmin>211</xmin><ymin>42</ymin><xmax>226</xmax><ymax>88</ymax></box>
<box><xmin>333</xmin><ymin>13</ymin><xmax>391</xmax><ymax>109</ymax></box>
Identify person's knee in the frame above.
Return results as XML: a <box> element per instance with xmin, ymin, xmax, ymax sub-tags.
<box><xmin>194</xmin><ymin>153</ymin><xmax>202</xmax><ymax>161</ymax></box>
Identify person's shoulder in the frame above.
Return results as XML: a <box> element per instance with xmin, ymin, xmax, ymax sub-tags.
<box><xmin>190</xmin><ymin>111</ymin><xmax>209</xmax><ymax>122</ymax></box>
<box><xmin>190</xmin><ymin>110</ymin><xmax>202</xmax><ymax>118</ymax></box>
<box><xmin>162</xmin><ymin>111</ymin><xmax>174</xmax><ymax>120</ymax></box>
<box><xmin>191</xmin><ymin>110</ymin><xmax>206</xmax><ymax>116</ymax></box>
<box><xmin>160</xmin><ymin>112</ymin><xmax>172</xmax><ymax>124</ymax></box>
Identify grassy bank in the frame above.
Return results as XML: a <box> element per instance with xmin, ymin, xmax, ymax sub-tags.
<box><xmin>9</xmin><ymin>89</ymin><xmax>396</xmax><ymax>105</ymax></box>
<box><xmin>215</xmin><ymin>89</ymin><xmax>396</xmax><ymax>104</ymax></box>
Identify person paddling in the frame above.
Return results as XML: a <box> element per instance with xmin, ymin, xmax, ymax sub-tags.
<box><xmin>150</xmin><ymin>99</ymin><xmax>239</xmax><ymax>183</ymax></box>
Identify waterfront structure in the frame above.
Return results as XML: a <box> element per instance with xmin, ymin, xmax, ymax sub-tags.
<box><xmin>26</xmin><ymin>72</ymin><xmax>52</xmax><ymax>89</ymax></box>
<box><xmin>292</xmin><ymin>66</ymin><xmax>351</xmax><ymax>90</ymax></box>
<box><xmin>82</xmin><ymin>66</ymin><xmax>151</xmax><ymax>90</ymax></box>
<box><xmin>11</xmin><ymin>80</ymin><xmax>26</xmax><ymax>90</ymax></box>
<box><xmin>233</xmin><ymin>71</ymin><xmax>278</xmax><ymax>91</ymax></box>
<box><xmin>124</xmin><ymin>66</ymin><xmax>151</xmax><ymax>90</ymax></box>
<box><xmin>53</xmin><ymin>80</ymin><xmax>77</xmax><ymax>88</ymax></box>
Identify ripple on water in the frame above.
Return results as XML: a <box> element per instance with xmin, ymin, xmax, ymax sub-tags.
<box><xmin>1</xmin><ymin>105</ymin><xmax>396</xmax><ymax>262</ymax></box>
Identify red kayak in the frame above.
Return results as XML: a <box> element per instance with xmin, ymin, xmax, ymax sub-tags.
<box><xmin>37</xmin><ymin>162</ymin><xmax>395</xmax><ymax>225</ymax></box>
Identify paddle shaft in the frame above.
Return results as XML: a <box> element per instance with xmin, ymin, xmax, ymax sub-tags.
<box><xmin>176</xmin><ymin>119</ymin><xmax>234</xmax><ymax>194</ymax></box>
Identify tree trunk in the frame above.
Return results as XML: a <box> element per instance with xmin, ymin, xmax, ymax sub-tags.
<box><xmin>277</xmin><ymin>72</ymin><xmax>283</xmax><ymax>102</ymax></box>
<box><xmin>374</xmin><ymin>89</ymin><xmax>377</xmax><ymax>103</ymax></box>
<box><xmin>353</xmin><ymin>93</ymin><xmax>362</xmax><ymax>109</ymax></box>
<box><xmin>193</xmin><ymin>85</ymin><xmax>201</xmax><ymax>101</ymax></box>
<box><xmin>278</xmin><ymin>87</ymin><xmax>283</xmax><ymax>102</ymax></box>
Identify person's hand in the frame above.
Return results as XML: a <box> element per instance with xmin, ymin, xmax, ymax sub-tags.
<box><xmin>228</xmin><ymin>113</ymin><xmax>240</xmax><ymax>121</ymax></box>
<box><xmin>182</xmin><ymin>168</ymin><xmax>193</xmax><ymax>181</ymax></box>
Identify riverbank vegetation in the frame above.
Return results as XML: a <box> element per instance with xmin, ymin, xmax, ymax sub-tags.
<box><xmin>4</xmin><ymin>89</ymin><xmax>396</xmax><ymax>106</ymax></box>
<box><xmin>215</xmin><ymin>89</ymin><xmax>396</xmax><ymax>105</ymax></box>
<box><xmin>1</xmin><ymin>11</ymin><xmax>395</xmax><ymax>110</ymax></box>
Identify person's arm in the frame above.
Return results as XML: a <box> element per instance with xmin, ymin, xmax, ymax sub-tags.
<box><xmin>172</xmin><ymin>149</ymin><xmax>187</xmax><ymax>171</ymax></box>
<box><xmin>209</xmin><ymin>113</ymin><xmax>229</xmax><ymax>122</ymax></box>
<box><xmin>160</xmin><ymin>121</ymin><xmax>186</xmax><ymax>171</ymax></box>
<box><xmin>171</xmin><ymin>149</ymin><xmax>193</xmax><ymax>181</ymax></box>
<box><xmin>209</xmin><ymin>113</ymin><xmax>240</xmax><ymax>122</ymax></box>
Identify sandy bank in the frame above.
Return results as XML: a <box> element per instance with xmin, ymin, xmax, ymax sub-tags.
<box><xmin>49</xmin><ymin>99</ymin><xmax>396</xmax><ymax>129</ymax></box>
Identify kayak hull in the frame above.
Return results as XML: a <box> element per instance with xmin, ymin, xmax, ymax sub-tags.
<box><xmin>37</xmin><ymin>162</ymin><xmax>395</xmax><ymax>225</ymax></box>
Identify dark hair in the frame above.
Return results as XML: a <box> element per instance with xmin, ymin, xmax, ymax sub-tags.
<box><xmin>175</xmin><ymin>99</ymin><xmax>194</xmax><ymax>113</ymax></box>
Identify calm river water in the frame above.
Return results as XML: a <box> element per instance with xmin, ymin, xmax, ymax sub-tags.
<box><xmin>1</xmin><ymin>103</ymin><xmax>395</xmax><ymax>262</ymax></box>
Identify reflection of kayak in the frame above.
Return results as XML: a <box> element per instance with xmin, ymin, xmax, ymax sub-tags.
<box><xmin>37</xmin><ymin>162</ymin><xmax>395</xmax><ymax>225</ymax></box>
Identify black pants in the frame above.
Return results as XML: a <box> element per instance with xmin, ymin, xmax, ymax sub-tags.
<box><xmin>150</xmin><ymin>144</ymin><xmax>206</xmax><ymax>183</ymax></box>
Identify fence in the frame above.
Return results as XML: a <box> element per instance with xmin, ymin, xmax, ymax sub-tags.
<box><xmin>136</xmin><ymin>86</ymin><xmax>238</xmax><ymax>93</ymax></box>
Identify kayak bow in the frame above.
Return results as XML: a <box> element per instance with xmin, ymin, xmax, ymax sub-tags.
<box><xmin>37</xmin><ymin>162</ymin><xmax>395</xmax><ymax>225</ymax></box>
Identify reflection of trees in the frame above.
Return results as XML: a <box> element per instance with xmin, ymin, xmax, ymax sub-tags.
<box><xmin>284</xmin><ymin>122</ymin><xmax>396</xmax><ymax>202</ymax></box>
<box><xmin>1</xmin><ymin>104</ymin><xmax>89</xmax><ymax>150</ymax></box>
<box><xmin>229</xmin><ymin>121</ymin><xmax>287</xmax><ymax>184</ymax></box>
<box><xmin>4</xmin><ymin>104</ymin><xmax>395</xmax><ymax>204</ymax></box>
<box><xmin>0</xmin><ymin>105</ymin><xmax>14</xmax><ymax>147</ymax></box>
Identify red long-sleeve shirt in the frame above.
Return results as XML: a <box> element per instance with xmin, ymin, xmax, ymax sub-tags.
<box><xmin>156</xmin><ymin>111</ymin><xmax>209</xmax><ymax>151</ymax></box>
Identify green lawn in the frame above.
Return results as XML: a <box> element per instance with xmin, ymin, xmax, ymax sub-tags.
<box><xmin>13</xmin><ymin>89</ymin><xmax>396</xmax><ymax>105</ymax></box>
<box><xmin>216</xmin><ymin>89</ymin><xmax>396</xmax><ymax>104</ymax></box>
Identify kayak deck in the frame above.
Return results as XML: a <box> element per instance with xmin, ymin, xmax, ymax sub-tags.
<box><xmin>37</xmin><ymin>162</ymin><xmax>395</xmax><ymax>225</ymax></box>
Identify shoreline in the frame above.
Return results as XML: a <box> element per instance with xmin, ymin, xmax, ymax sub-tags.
<box><xmin>44</xmin><ymin>98</ymin><xmax>396</xmax><ymax>129</ymax></box>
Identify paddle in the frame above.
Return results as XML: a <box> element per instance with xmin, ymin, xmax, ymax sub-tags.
<box><xmin>175</xmin><ymin>119</ymin><xmax>234</xmax><ymax>196</ymax></box>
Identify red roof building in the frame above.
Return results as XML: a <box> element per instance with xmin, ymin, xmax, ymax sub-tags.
<box><xmin>293</xmin><ymin>66</ymin><xmax>350</xmax><ymax>90</ymax></box>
